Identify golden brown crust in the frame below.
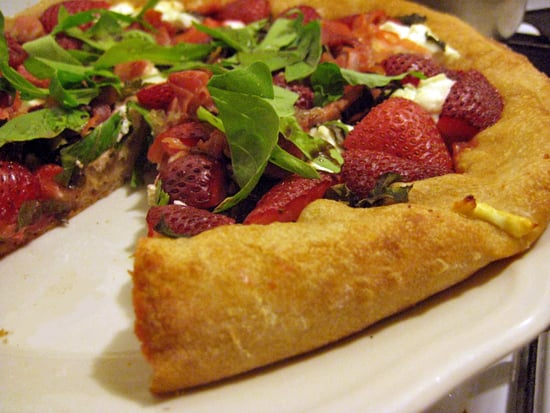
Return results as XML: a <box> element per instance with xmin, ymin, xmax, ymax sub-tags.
<box><xmin>129</xmin><ymin>0</ymin><xmax>550</xmax><ymax>393</ymax></box>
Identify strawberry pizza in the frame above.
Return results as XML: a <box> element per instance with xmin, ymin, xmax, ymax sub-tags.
<box><xmin>2</xmin><ymin>0</ymin><xmax>550</xmax><ymax>394</ymax></box>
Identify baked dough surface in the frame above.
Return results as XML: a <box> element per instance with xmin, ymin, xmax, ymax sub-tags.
<box><xmin>128</xmin><ymin>0</ymin><xmax>550</xmax><ymax>393</ymax></box>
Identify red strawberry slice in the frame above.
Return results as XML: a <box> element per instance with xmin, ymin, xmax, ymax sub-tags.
<box><xmin>40</xmin><ymin>0</ymin><xmax>111</xmax><ymax>33</ymax></box>
<box><xmin>213</xmin><ymin>0</ymin><xmax>271</xmax><ymax>23</ymax></box>
<box><xmin>0</xmin><ymin>161</ymin><xmax>41</xmax><ymax>225</ymax></box>
<box><xmin>136</xmin><ymin>82</ymin><xmax>176</xmax><ymax>111</ymax></box>
<box><xmin>342</xmin><ymin>148</ymin><xmax>444</xmax><ymax>198</ymax></box>
<box><xmin>147</xmin><ymin>120</ymin><xmax>212</xmax><ymax>164</ymax></box>
<box><xmin>244</xmin><ymin>173</ymin><xmax>335</xmax><ymax>225</ymax></box>
<box><xmin>344</xmin><ymin>97</ymin><xmax>453</xmax><ymax>174</ymax></box>
<box><xmin>382</xmin><ymin>53</ymin><xmax>450</xmax><ymax>86</ymax></box>
<box><xmin>160</xmin><ymin>153</ymin><xmax>227</xmax><ymax>209</ymax></box>
<box><xmin>146</xmin><ymin>204</ymin><xmax>235</xmax><ymax>237</ymax></box>
<box><xmin>383</xmin><ymin>53</ymin><xmax>448</xmax><ymax>77</ymax></box>
<box><xmin>438</xmin><ymin>70</ymin><xmax>504</xmax><ymax>143</ymax></box>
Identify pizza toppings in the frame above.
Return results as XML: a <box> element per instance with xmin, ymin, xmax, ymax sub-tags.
<box><xmin>343</xmin><ymin>97</ymin><xmax>453</xmax><ymax>174</ymax></box>
<box><xmin>159</xmin><ymin>152</ymin><xmax>227</xmax><ymax>209</ymax></box>
<box><xmin>453</xmin><ymin>195</ymin><xmax>537</xmax><ymax>238</ymax></box>
<box><xmin>0</xmin><ymin>0</ymin><xmax>507</xmax><ymax>245</ymax></box>
<box><xmin>243</xmin><ymin>172</ymin><xmax>335</xmax><ymax>224</ymax></box>
<box><xmin>438</xmin><ymin>70</ymin><xmax>504</xmax><ymax>143</ymax></box>
<box><xmin>146</xmin><ymin>203</ymin><xmax>235</xmax><ymax>237</ymax></box>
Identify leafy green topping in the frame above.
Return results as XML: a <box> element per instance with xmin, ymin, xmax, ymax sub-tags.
<box><xmin>58</xmin><ymin>112</ymin><xmax>126</xmax><ymax>185</ymax></box>
<box><xmin>17</xmin><ymin>199</ymin><xmax>72</xmax><ymax>229</ymax></box>
<box><xmin>311</xmin><ymin>62</ymin><xmax>412</xmax><ymax>106</ymax></box>
<box><xmin>196</xmin><ymin>14</ymin><xmax>322</xmax><ymax>81</ymax></box>
<box><xmin>0</xmin><ymin>108</ymin><xmax>89</xmax><ymax>149</ymax></box>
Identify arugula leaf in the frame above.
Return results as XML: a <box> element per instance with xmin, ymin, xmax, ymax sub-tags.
<box><xmin>235</xmin><ymin>17</ymin><xmax>322</xmax><ymax>80</ymax></box>
<box><xmin>58</xmin><ymin>112</ymin><xmax>125</xmax><ymax>184</ymax></box>
<box><xmin>0</xmin><ymin>108</ymin><xmax>89</xmax><ymax>149</ymax></box>
<box><xmin>94</xmin><ymin>38</ymin><xmax>212</xmax><ymax>68</ymax></box>
<box><xmin>195</xmin><ymin>20</ymin><xmax>266</xmax><ymax>53</ymax></box>
<box><xmin>311</xmin><ymin>62</ymin><xmax>411</xmax><ymax>106</ymax></box>
<box><xmin>23</xmin><ymin>35</ymin><xmax>82</xmax><ymax>66</ymax></box>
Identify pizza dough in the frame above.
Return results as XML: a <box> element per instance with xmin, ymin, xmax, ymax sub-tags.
<box><xmin>129</xmin><ymin>0</ymin><xmax>550</xmax><ymax>393</ymax></box>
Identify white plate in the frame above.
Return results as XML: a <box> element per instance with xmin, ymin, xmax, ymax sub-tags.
<box><xmin>2</xmin><ymin>1</ymin><xmax>550</xmax><ymax>411</ymax></box>
<box><xmin>1</xmin><ymin>185</ymin><xmax>550</xmax><ymax>413</ymax></box>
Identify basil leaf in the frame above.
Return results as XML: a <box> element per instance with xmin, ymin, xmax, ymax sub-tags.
<box><xmin>0</xmin><ymin>108</ymin><xmax>89</xmax><ymax>149</ymax></box>
<box><xmin>59</xmin><ymin>112</ymin><xmax>124</xmax><ymax>184</ymax></box>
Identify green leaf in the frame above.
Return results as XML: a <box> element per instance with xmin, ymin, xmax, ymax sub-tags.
<box><xmin>94</xmin><ymin>38</ymin><xmax>212</xmax><ymax>68</ymax></box>
<box><xmin>23</xmin><ymin>35</ymin><xmax>82</xmax><ymax>66</ymax></box>
<box><xmin>269</xmin><ymin>145</ymin><xmax>319</xmax><ymax>178</ymax></box>
<box><xmin>58</xmin><ymin>112</ymin><xmax>125</xmax><ymax>184</ymax></box>
<box><xmin>0</xmin><ymin>13</ymin><xmax>49</xmax><ymax>100</ymax></box>
<box><xmin>0</xmin><ymin>108</ymin><xmax>89</xmax><ymax>149</ymax></box>
<box><xmin>311</xmin><ymin>62</ymin><xmax>410</xmax><ymax>106</ymax></box>
<box><xmin>195</xmin><ymin>20</ymin><xmax>266</xmax><ymax>52</ymax></box>
<box><xmin>208</xmin><ymin>63</ymin><xmax>280</xmax><ymax>211</ymax></box>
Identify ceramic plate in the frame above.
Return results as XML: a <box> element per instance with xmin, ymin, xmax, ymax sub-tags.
<box><xmin>1</xmin><ymin>185</ymin><xmax>550</xmax><ymax>413</ymax></box>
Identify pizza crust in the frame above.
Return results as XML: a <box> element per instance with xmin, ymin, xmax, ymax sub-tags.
<box><xmin>129</xmin><ymin>0</ymin><xmax>550</xmax><ymax>393</ymax></box>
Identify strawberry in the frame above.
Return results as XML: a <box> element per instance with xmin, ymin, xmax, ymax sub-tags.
<box><xmin>344</xmin><ymin>97</ymin><xmax>453</xmax><ymax>174</ymax></box>
<box><xmin>146</xmin><ymin>204</ymin><xmax>235</xmax><ymax>237</ymax></box>
<box><xmin>382</xmin><ymin>53</ymin><xmax>450</xmax><ymax>86</ymax></box>
<box><xmin>40</xmin><ymin>0</ymin><xmax>111</xmax><ymax>33</ymax></box>
<box><xmin>136</xmin><ymin>82</ymin><xmax>176</xmax><ymax>111</ymax></box>
<box><xmin>382</xmin><ymin>53</ymin><xmax>448</xmax><ymax>77</ymax></box>
<box><xmin>213</xmin><ymin>0</ymin><xmax>271</xmax><ymax>23</ymax></box>
<box><xmin>244</xmin><ymin>173</ymin><xmax>335</xmax><ymax>225</ymax></box>
<box><xmin>160</xmin><ymin>153</ymin><xmax>227</xmax><ymax>209</ymax></box>
<box><xmin>341</xmin><ymin>148</ymin><xmax>444</xmax><ymax>198</ymax></box>
<box><xmin>0</xmin><ymin>161</ymin><xmax>41</xmax><ymax>225</ymax></box>
<box><xmin>147</xmin><ymin>120</ymin><xmax>211</xmax><ymax>164</ymax></box>
<box><xmin>438</xmin><ymin>70</ymin><xmax>503</xmax><ymax>143</ymax></box>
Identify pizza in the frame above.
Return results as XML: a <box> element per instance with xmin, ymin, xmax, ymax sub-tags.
<box><xmin>2</xmin><ymin>0</ymin><xmax>550</xmax><ymax>396</ymax></box>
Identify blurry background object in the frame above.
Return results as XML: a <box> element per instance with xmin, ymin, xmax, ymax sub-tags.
<box><xmin>414</xmin><ymin>0</ymin><xmax>527</xmax><ymax>38</ymax></box>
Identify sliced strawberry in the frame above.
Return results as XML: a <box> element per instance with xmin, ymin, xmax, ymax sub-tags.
<box><xmin>160</xmin><ymin>153</ymin><xmax>227</xmax><ymax>209</ymax></box>
<box><xmin>382</xmin><ymin>53</ymin><xmax>450</xmax><ymax>86</ymax></box>
<box><xmin>146</xmin><ymin>204</ymin><xmax>235</xmax><ymax>237</ymax></box>
<box><xmin>136</xmin><ymin>82</ymin><xmax>176</xmax><ymax>111</ymax></box>
<box><xmin>438</xmin><ymin>70</ymin><xmax>504</xmax><ymax>143</ymax></box>
<box><xmin>342</xmin><ymin>148</ymin><xmax>443</xmax><ymax>197</ymax></box>
<box><xmin>40</xmin><ymin>0</ymin><xmax>111</xmax><ymax>33</ymax></box>
<box><xmin>147</xmin><ymin>120</ymin><xmax>212</xmax><ymax>165</ymax></box>
<box><xmin>213</xmin><ymin>0</ymin><xmax>271</xmax><ymax>23</ymax></box>
<box><xmin>344</xmin><ymin>97</ymin><xmax>453</xmax><ymax>174</ymax></box>
<box><xmin>0</xmin><ymin>161</ymin><xmax>41</xmax><ymax>225</ymax></box>
<box><xmin>243</xmin><ymin>173</ymin><xmax>335</xmax><ymax>225</ymax></box>
<box><xmin>382</xmin><ymin>53</ymin><xmax>447</xmax><ymax>77</ymax></box>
